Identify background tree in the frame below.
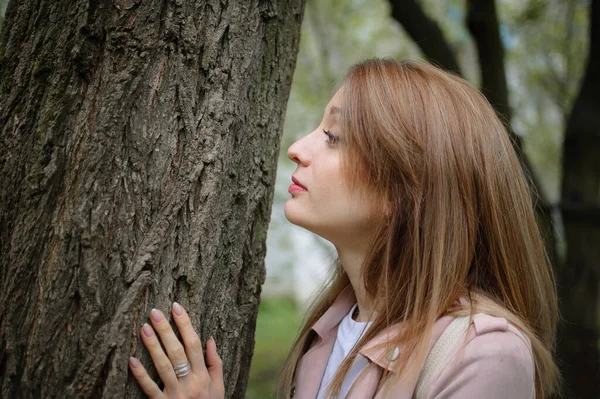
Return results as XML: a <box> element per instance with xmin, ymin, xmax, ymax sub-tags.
<box><xmin>0</xmin><ymin>1</ymin><xmax>305</xmax><ymax>398</ymax></box>
<box><xmin>558</xmin><ymin>0</ymin><xmax>600</xmax><ymax>396</ymax></box>
<box><xmin>388</xmin><ymin>0</ymin><xmax>598</xmax><ymax>396</ymax></box>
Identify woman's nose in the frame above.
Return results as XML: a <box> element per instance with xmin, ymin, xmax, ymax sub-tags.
<box><xmin>287</xmin><ymin>134</ymin><xmax>311</xmax><ymax>166</ymax></box>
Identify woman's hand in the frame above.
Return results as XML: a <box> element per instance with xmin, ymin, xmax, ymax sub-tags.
<box><xmin>129</xmin><ymin>302</ymin><xmax>225</xmax><ymax>399</ymax></box>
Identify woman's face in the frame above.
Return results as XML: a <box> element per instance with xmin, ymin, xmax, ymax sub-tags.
<box><xmin>284</xmin><ymin>89</ymin><xmax>382</xmax><ymax>246</ymax></box>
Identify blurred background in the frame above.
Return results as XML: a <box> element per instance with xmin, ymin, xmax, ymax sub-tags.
<box><xmin>246</xmin><ymin>0</ymin><xmax>591</xmax><ymax>397</ymax></box>
<box><xmin>0</xmin><ymin>0</ymin><xmax>594</xmax><ymax>397</ymax></box>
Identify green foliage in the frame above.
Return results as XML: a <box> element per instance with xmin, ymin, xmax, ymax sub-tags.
<box><xmin>246</xmin><ymin>297</ymin><xmax>302</xmax><ymax>399</ymax></box>
<box><xmin>504</xmin><ymin>0</ymin><xmax>589</xmax><ymax>202</ymax></box>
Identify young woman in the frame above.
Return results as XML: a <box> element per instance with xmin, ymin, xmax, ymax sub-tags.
<box><xmin>128</xmin><ymin>59</ymin><xmax>560</xmax><ymax>398</ymax></box>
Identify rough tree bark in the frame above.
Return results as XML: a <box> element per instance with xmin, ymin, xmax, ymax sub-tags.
<box><xmin>558</xmin><ymin>0</ymin><xmax>600</xmax><ymax>396</ymax></box>
<box><xmin>0</xmin><ymin>0</ymin><xmax>305</xmax><ymax>398</ymax></box>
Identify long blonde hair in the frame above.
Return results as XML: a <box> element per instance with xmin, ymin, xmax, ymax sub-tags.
<box><xmin>278</xmin><ymin>59</ymin><xmax>559</xmax><ymax>398</ymax></box>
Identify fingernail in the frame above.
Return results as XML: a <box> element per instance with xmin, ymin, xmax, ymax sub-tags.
<box><xmin>150</xmin><ymin>308</ymin><xmax>162</xmax><ymax>322</ymax></box>
<box><xmin>142</xmin><ymin>323</ymin><xmax>153</xmax><ymax>337</ymax></box>
<box><xmin>129</xmin><ymin>357</ymin><xmax>139</xmax><ymax>368</ymax></box>
<box><xmin>173</xmin><ymin>302</ymin><xmax>183</xmax><ymax>316</ymax></box>
<box><xmin>210</xmin><ymin>336</ymin><xmax>216</xmax><ymax>349</ymax></box>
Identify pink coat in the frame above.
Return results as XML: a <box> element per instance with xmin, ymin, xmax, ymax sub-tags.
<box><xmin>291</xmin><ymin>286</ymin><xmax>535</xmax><ymax>399</ymax></box>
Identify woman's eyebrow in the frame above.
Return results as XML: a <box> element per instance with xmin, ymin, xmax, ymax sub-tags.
<box><xmin>329</xmin><ymin>105</ymin><xmax>341</xmax><ymax>115</ymax></box>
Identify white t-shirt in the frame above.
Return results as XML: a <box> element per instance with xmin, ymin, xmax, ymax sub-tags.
<box><xmin>316</xmin><ymin>303</ymin><xmax>372</xmax><ymax>399</ymax></box>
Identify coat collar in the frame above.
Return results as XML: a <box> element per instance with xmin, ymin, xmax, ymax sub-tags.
<box><xmin>308</xmin><ymin>284</ymin><xmax>455</xmax><ymax>373</ymax></box>
<box><xmin>312</xmin><ymin>284</ymin><xmax>357</xmax><ymax>338</ymax></box>
<box><xmin>294</xmin><ymin>284</ymin><xmax>457</xmax><ymax>399</ymax></box>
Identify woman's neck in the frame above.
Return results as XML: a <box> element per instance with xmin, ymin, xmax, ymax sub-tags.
<box><xmin>335</xmin><ymin>244</ymin><xmax>374</xmax><ymax>323</ymax></box>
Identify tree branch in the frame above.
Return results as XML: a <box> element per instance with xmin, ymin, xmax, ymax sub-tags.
<box><xmin>388</xmin><ymin>0</ymin><xmax>462</xmax><ymax>75</ymax></box>
<box><xmin>466</xmin><ymin>0</ymin><xmax>511</xmax><ymax>123</ymax></box>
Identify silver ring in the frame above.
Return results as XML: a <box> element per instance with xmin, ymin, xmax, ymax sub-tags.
<box><xmin>173</xmin><ymin>361</ymin><xmax>191</xmax><ymax>378</ymax></box>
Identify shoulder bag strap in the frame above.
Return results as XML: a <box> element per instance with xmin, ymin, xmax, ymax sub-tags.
<box><xmin>414</xmin><ymin>316</ymin><xmax>472</xmax><ymax>399</ymax></box>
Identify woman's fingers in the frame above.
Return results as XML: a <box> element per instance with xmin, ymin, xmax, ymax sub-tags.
<box><xmin>139</xmin><ymin>323</ymin><xmax>179</xmax><ymax>389</ymax></box>
<box><xmin>149</xmin><ymin>309</ymin><xmax>190</xmax><ymax>371</ymax></box>
<box><xmin>132</xmin><ymin>304</ymin><xmax>225</xmax><ymax>399</ymax></box>
<box><xmin>171</xmin><ymin>302</ymin><xmax>207</xmax><ymax>373</ymax></box>
<box><xmin>205</xmin><ymin>338</ymin><xmax>225</xmax><ymax>398</ymax></box>
<box><xmin>129</xmin><ymin>356</ymin><xmax>165</xmax><ymax>399</ymax></box>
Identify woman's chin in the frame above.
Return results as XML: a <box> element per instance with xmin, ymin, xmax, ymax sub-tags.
<box><xmin>283</xmin><ymin>203</ymin><xmax>304</xmax><ymax>227</ymax></box>
<box><xmin>284</xmin><ymin>203</ymin><xmax>316</xmax><ymax>231</ymax></box>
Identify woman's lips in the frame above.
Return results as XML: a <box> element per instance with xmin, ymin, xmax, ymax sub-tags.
<box><xmin>288</xmin><ymin>184</ymin><xmax>308</xmax><ymax>193</ymax></box>
<box><xmin>291</xmin><ymin>176</ymin><xmax>308</xmax><ymax>192</ymax></box>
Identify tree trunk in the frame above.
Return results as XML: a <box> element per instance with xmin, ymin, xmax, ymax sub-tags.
<box><xmin>558</xmin><ymin>0</ymin><xmax>600</xmax><ymax>397</ymax></box>
<box><xmin>0</xmin><ymin>0</ymin><xmax>305</xmax><ymax>398</ymax></box>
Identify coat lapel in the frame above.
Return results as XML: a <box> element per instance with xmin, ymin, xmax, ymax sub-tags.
<box><xmin>294</xmin><ymin>327</ymin><xmax>338</xmax><ymax>399</ymax></box>
<box><xmin>293</xmin><ymin>285</ymin><xmax>356</xmax><ymax>399</ymax></box>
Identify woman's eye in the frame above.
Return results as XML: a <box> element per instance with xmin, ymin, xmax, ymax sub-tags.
<box><xmin>323</xmin><ymin>129</ymin><xmax>340</xmax><ymax>145</ymax></box>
